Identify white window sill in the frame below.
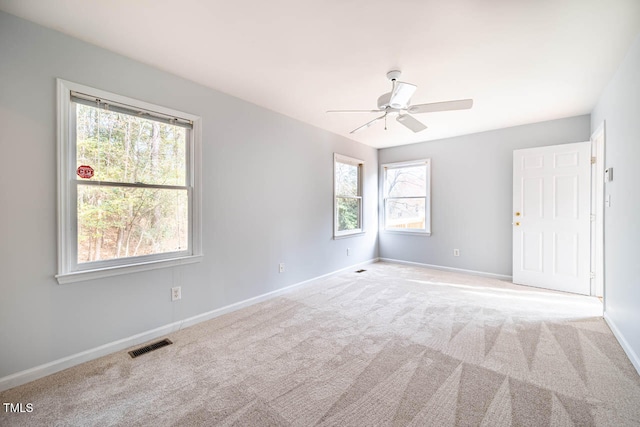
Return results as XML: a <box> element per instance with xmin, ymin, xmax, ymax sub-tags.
<box><xmin>334</xmin><ymin>231</ymin><xmax>366</xmax><ymax>240</ymax></box>
<box><xmin>383</xmin><ymin>229</ymin><xmax>431</xmax><ymax>236</ymax></box>
<box><xmin>56</xmin><ymin>254</ymin><xmax>203</xmax><ymax>284</ymax></box>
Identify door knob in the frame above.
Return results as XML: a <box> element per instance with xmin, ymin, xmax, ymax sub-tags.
<box><xmin>515</xmin><ymin>212</ymin><xmax>521</xmax><ymax>216</ymax></box>
<box><xmin>514</xmin><ymin>222</ymin><xmax>521</xmax><ymax>226</ymax></box>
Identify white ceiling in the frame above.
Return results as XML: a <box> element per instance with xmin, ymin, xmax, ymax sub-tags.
<box><xmin>1</xmin><ymin>0</ymin><xmax>639</xmax><ymax>149</ymax></box>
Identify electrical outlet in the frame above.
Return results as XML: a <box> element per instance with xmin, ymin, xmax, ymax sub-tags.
<box><xmin>453</xmin><ymin>249</ymin><xmax>460</xmax><ymax>257</ymax></box>
<box><xmin>171</xmin><ymin>286</ymin><xmax>181</xmax><ymax>301</ymax></box>
<box><xmin>347</xmin><ymin>248</ymin><xmax>351</xmax><ymax>256</ymax></box>
<box><xmin>279</xmin><ymin>263</ymin><xmax>285</xmax><ymax>273</ymax></box>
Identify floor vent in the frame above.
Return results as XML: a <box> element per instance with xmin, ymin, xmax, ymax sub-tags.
<box><xmin>128</xmin><ymin>339</ymin><xmax>173</xmax><ymax>358</ymax></box>
<box><xmin>355</xmin><ymin>269</ymin><xmax>367</xmax><ymax>273</ymax></box>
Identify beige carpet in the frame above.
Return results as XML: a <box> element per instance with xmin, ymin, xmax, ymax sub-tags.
<box><xmin>1</xmin><ymin>262</ymin><xmax>639</xmax><ymax>426</ymax></box>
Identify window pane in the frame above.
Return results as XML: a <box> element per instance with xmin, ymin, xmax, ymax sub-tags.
<box><xmin>335</xmin><ymin>162</ymin><xmax>359</xmax><ymax>196</ymax></box>
<box><xmin>385</xmin><ymin>198</ymin><xmax>426</xmax><ymax>230</ymax></box>
<box><xmin>75</xmin><ymin>104</ymin><xmax>186</xmax><ymax>186</ymax></box>
<box><xmin>337</xmin><ymin>197</ymin><xmax>361</xmax><ymax>231</ymax></box>
<box><xmin>385</xmin><ymin>165</ymin><xmax>426</xmax><ymax>197</ymax></box>
<box><xmin>77</xmin><ymin>185</ymin><xmax>188</xmax><ymax>263</ymax></box>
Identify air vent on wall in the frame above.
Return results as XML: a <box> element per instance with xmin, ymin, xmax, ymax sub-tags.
<box><xmin>128</xmin><ymin>339</ymin><xmax>173</xmax><ymax>358</ymax></box>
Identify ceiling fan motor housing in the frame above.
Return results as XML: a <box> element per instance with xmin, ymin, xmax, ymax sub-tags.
<box><xmin>378</xmin><ymin>92</ymin><xmax>409</xmax><ymax>111</ymax></box>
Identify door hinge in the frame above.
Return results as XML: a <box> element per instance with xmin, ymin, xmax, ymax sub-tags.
<box><xmin>591</xmin><ymin>156</ymin><xmax>596</xmax><ymax>164</ymax></box>
<box><xmin>590</xmin><ymin>214</ymin><xmax>596</xmax><ymax>222</ymax></box>
<box><xmin>590</xmin><ymin>272</ymin><xmax>595</xmax><ymax>279</ymax></box>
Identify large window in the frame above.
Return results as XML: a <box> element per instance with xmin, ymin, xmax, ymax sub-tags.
<box><xmin>56</xmin><ymin>80</ymin><xmax>201</xmax><ymax>283</ymax></box>
<box><xmin>334</xmin><ymin>154</ymin><xmax>364</xmax><ymax>238</ymax></box>
<box><xmin>382</xmin><ymin>159</ymin><xmax>430</xmax><ymax>234</ymax></box>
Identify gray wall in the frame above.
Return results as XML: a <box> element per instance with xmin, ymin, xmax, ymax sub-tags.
<box><xmin>591</xmin><ymin>34</ymin><xmax>640</xmax><ymax>367</ymax></box>
<box><xmin>0</xmin><ymin>11</ymin><xmax>378</xmax><ymax>378</ymax></box>
<box><xmin>378</xmin><ymin>116</ymin><xmax>591</xmax><ymax>276</ymax></box>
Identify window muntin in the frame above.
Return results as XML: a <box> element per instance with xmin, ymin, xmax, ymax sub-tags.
<box><xmin>383</xmin><ymin>160</ymin><xmax>430</xmax><ymax>234</ymax></box>
<box><xmin>57</xmin><ymin>80</ymin><xmax>201</xmax><ymax>283</ymax></box>
<box><xmin>334</xmin><ymin>154</ymin><xmax>364</xmax><ymax>237</ymax></box>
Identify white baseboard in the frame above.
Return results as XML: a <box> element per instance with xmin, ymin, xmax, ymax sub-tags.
<box><xmin>604</xmin><ymin>312</ymin><xmax>640</xmax><ymax>376</ymax></box>
<box><xmin>0</xmin><ymin>258</ymin><xmax>379</xmax><ymax>392</ymax></box>
<box><xmin>378</xmin><ymin>258</ymin><xmax>513</xmax><ymax>281</ymax></box>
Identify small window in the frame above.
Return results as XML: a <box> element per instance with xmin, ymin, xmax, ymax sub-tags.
<box><xmin>334</xmin><ymin>154</ymin><xmax>364</xmax><ymax>238</ymax></box>
<box><xmin>382</xmin><ymin>159</ymin><xmax>431</xmax><ymax>234</ymax></box>
<box><xmin>56</xmin><ymin>79</ymin><xmax>202</xmax><ymax>283</ymax></box>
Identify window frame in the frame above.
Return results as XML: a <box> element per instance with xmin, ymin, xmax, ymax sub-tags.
<box><xmin>333</xmin><ymin>153</ymin><xmax>365</xmax><ymax>238</ymax></box>
<box><xmin>56</xmin><ymin>79</ymin><xmax>202</xmax><ymax>284</ymax></box>
<box><xmin>381</xmin><ymin>159</ymin><xmax>431</xmax><ymax>235</ymax></box>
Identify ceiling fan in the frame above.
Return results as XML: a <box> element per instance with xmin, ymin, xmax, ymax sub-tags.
<box><xmin>328</xmin><ymin>70</ymin><xmax>473</xmax><ymax>134</ymax></box>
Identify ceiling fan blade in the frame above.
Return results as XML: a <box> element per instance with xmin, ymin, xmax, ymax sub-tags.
<box><xmin>396</xmin><ymin>114</ymin><xmax>427</xmax><ymax>133</ymax></box>
<box><xmin>350</xmin><ymin>114</ymin><xmax>386</xmax><ymax>134</ymax></box>
<box><xmin>327</xmin><ymin>109</ymin><xmax>382</xmax><ymax>113</ymax></box>
<box><xmin>408</xmin><ymin>99</ymin><xmax>474</xmax><ymax>114</ymax></box>
<box><xmin>389</xmin><ymin>82</ymin><xmax>417</xmax><ymax>109</ymax></box>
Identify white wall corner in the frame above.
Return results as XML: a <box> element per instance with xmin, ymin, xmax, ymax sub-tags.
<box><xmin>379</xmin><ymin>257</ymin><xmax>513</xmax><ymax>281</ymax></box>
<box><xmin>604</xmin><ymin>312</ymin><xmax>640</xmax><ymax>376</ymax></box>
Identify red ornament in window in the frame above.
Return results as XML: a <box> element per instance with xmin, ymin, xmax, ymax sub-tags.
<box><xmin>77</xmin><ymin>165</ymin><xmax>94</xmax><ymax>179</ymax></box>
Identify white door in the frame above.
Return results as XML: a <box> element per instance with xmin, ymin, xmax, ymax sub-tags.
<box><xmin>513</xmin><ymin>142</ymin><xmax>591</xmax><ymax>295</ymax></box>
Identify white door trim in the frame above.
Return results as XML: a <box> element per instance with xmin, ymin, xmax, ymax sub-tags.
<box><xmin>591</xmin><ymin>122</ymin><xmax>606</xmax><ymax>297</ymax></box>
